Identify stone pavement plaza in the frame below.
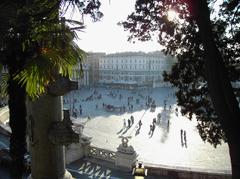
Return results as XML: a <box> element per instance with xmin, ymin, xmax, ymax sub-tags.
<box><xmin>65</xmin><ymin>87</ymin><xmax>231</xmax><ymax>174</ymax></box>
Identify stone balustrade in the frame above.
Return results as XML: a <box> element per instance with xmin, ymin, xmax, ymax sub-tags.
<box><xmin>88</xmin><ymin>146</ymin><xmax>116</xmax><ymax>163</ymax></box>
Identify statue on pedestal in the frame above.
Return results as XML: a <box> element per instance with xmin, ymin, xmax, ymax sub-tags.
<box><xmin>115</xmin><ymin>136</ymin><xmax>137</xmax><ymax>170</ymax></box>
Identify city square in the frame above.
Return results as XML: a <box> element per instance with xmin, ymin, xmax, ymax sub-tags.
<box><xmin>64</xmin><ymin>86</ymin><xmax>231</xmax><ymax>174</ymax></box>
<box><xmin>0</xmin><ymin>0</ymin><xmax>239</xmax><ymax>178</ymax></box>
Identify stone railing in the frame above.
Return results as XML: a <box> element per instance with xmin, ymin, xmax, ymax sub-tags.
<box><xmin>88</xmin><ymin>146</ymin><xmax>116</xmax><ymax>163</ymax></box>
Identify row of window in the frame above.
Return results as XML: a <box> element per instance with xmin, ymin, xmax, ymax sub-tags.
<box><xmin>99</xmin><ymin>76</ymin><xmax>162</xmax><ymax>81</ymax></box>
<box><xmin>100</xmin><ymin>70</ymin><xmax>162</xmax><ymax>75</ymax></box>
<box><xmin>100</xmin><ymin>58</ymin><xmax>165</xmax><ymax>64</ymax></box>
<box><xmin>99</xmin><ymin>64</ymin><xmax>164</xmax><ymax>70</ymax></box>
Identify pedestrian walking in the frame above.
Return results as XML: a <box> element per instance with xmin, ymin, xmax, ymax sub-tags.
<box><xmin>152</xmin><ymin>123</ymin><xmax>155</xmax><ymax>133</ymax></box>
<box><xmin>79</xmin><ymin>108</ymin><xmax>82</xmax><ymax>115</ymax></box>
<box><xmin>153</xmin><ymin>118</ymin><xmax>156</xmax><ymax>124</ymax></box>
<box><xmin>167</xmin><ymin>120</ymin><xmax>170</xmax><ymax>132</ymax></box>
<box><xmin>183</xmin><ymin>130</ymin><xmax>187</xmax><ymax>148</ymax></box>
<box><xmin>175</xmin><ymin>107</ymin><xmax>179</xmax><ymax>116</ymax></box>
<box><xmin>123</xmin><ymin>119</ymin><xmax>126</xmax><ymax>128</ymax></box>
<box><xmin>128</xmin><ymin>119</ymin><xmax>131</xmax><ymax>128</ymax></box>
<box><xmin>180</xmin><ymin>129</ymin><xmax>184</xmax><ymax>146</ymax></box>
<box><xmin>138</xmin><ymin>120</ymin><xmax>142</xmax><ymax>129</ymax></box>
<box><xmin>131</xmin><ymin>115</ymin><xmax>134</xmax><ymax>124</ymax></box>
<box><xmin>149</xmin><ymin>124</ymin><xmax>153</xmax><ymax>135</ymax></box>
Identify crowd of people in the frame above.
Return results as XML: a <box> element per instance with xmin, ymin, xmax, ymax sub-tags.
<box><xmin>63</xmin><ymin>87</ymin><xmax>187</xmax><ymax>146</ymax></box>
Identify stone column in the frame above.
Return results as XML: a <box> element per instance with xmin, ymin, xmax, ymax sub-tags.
<box><xmin>27</xmin><ymin>76</ymin><xmax>79</xmax><ymax>179</ymax></box>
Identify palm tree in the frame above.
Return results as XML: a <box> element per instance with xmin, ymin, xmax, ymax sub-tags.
<box><xmin>0</xmin><ymin>0</ymin><xmax>102</xmax><ymax>177</ymax></box>
<box><xmin>0</xmin><ymin>2</ymin><xmax>29</xmax><ymax>177</ymax></box>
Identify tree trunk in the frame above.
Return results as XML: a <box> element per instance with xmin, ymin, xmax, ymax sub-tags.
<box><xmin>190</xmin><ymin>1</ymin><xmax>240</xmax><ymax>178</ymax></box>
<box><xmin>8</xmin><ymin>68</ymin><xmax>27</xmax><ymax>178</ymax></box>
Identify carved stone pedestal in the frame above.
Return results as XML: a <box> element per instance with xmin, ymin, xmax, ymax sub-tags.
<box><xmin>115</xmin><ymin>137</ymin><xmax>137</xmax><ymax>171</ymax></box>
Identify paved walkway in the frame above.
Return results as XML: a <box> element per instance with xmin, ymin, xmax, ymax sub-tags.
<box><xmin>64</xmin><ymin>87</ymin><xmax>231</xmax><ymax>174</ymax></box>
<box><xmin>68</xmin><ymin>158</ymin><xmax>168</xmax><ymax>179</ymax></box>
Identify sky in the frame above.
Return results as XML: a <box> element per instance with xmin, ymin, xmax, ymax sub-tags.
<box><xmin>66</xmin><ymin>0</ymin><xmax>161</xmax><ymax>54</ymax></box>
<box><xmin>65</xmin><ymin>0</ymin><xmax>223</xmax><ymax>54</ymax></box>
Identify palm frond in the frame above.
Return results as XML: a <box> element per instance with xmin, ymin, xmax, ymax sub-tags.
<box><xmin>14</xmin><ymin>41</ymin><xmax>85</xmax><ymax>98</ymax></box>
<box><xmin>1</xmin><ymin>1</ymin><xmax>88</xmax><ymax>99</ymax></box>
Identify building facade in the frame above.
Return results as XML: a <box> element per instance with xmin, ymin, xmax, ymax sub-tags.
<box><xmin>98</xmin><ymin>52</ymin><xmax>175</xmax><ymax>88</ymax></box>
<box><xmin>85</xmin><ymin>52</ymin><xmax>105</xmax><ymax>86</ymax></box>
<box><xmin>71</xmin><ymin>52</ymin><xmax>105</xmax><ymax>88</ymax></box>
<box><xmin>71</xmin><ymin>51</ymin><xmax>176</xmax><ymax>89</ymax></box>
<box><xmin>71</xmin><ymin>62</ymin><xmax>90</xmax><ymax>88</ymax></box>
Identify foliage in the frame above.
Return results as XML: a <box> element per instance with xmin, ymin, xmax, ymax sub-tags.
<box><xmin>0</xmin><ymin>0</ymin><xmax>103</xmax><ymax>177</ymax></box>
<box><xmin>0</xmin><ymin>0</ymin><xmax>103</xmax><ymax>98</ymax></box>
<box><xmin>14</xmin><ymin>23</ymin><xmax>86</xmax><ymax>98</ymax></box>
<box><xmin>121</xmin><ymin>0</ymin><xmax>240</xmax><ymax>147</ymax></box>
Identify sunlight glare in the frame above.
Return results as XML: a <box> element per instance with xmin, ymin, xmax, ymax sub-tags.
<box><xmin>167</xmin><ymin>10</ymin><xmax>177</xmax><ymax>21</ymax></box>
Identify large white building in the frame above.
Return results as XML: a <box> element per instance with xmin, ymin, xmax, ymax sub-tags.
<box><xmin>71</xmin><ymin>51</ymin><xmax>176</xmax><ymax>89</ymax></box>
<box><xmin>98</xmin><ymin>52</ymin><xmax>175</xmax><ymax>88</ymax></box>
